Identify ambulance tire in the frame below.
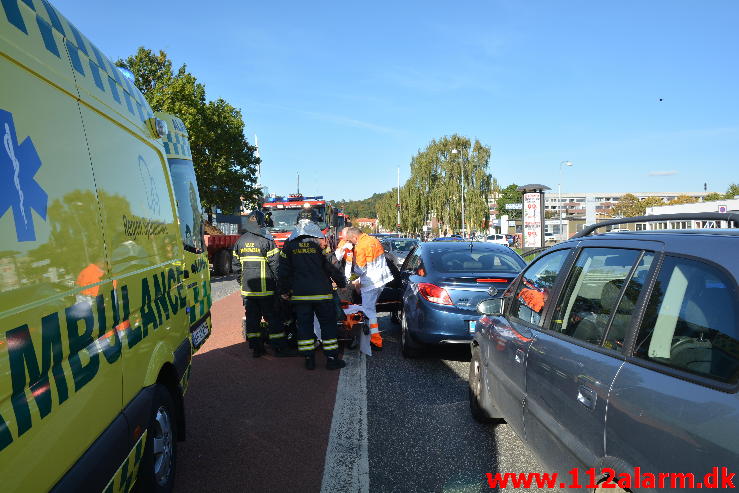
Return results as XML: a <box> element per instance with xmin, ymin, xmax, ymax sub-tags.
<box><xmin>137</xmin><ymin>385</ymin><xmax>178</xmax><ymax>492</ymax></box>
<box><xmin>214</xmin><ymin>249</ymin><xmax>231</xmax><ymax>276</ymax></box>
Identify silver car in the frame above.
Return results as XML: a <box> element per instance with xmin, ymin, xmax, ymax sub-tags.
<box><xmin>470</xmin><ymin>213</ymin><xmax>739</xmax><ymax>492</ymax></box>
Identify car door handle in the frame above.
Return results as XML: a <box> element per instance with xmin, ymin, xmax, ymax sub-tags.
<box><xmin>577</xmin><ymin>385</ymin><xmax>597</xmax><ymax>410</ymax></box>
<box><xmin>514</xmin><ymin>349</ymin><xmax>525</xmax><ymax>364</ymax></box>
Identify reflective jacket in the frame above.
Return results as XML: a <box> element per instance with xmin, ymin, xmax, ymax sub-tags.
<box><xmin>353</xmin><ymin>233</ymin><xmax>393</xmax><ymax>292</ymax></box>
<box><xmin>279</xmin><ymin>236</ymin><xmax>346</xmax><ymax>301</ymax></box>
<box><xmin>231</xmin><ymin>230</ymin><xmax>280</xmax><ymax>297</ymax></box>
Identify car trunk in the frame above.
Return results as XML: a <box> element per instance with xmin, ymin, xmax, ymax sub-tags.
<box><xmin>440</xmin><ymin>273</ymin><xmax>517</xmax><ymax>311</ymax></box>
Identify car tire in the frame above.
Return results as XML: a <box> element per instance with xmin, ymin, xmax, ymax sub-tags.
<box><xmin>137</xmin><ymin>385</ymin><xmax>178</xmax><ymax>493</ymax></box>
<box><xmin>401</xmin><ymin>310</ymin><xmax>422</xmax><ymax>358</ymax></box>
<box><xmin>469</xmin><ymin>345</ymin><xmax>502</xmax><ymax>424</ymax></box>
<box><xmin>213</xmin><ymin>249</ymin><xmax>231</xmax><ymax>276</ymax></box>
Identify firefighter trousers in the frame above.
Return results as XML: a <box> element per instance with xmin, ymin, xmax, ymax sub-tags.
<box><xmin>293</xmin><ymin>300</ymin><xmax>339</xmax><ymax>357</ymax></box>
<box><xmin>244</xmin><ymin>296</ymin><xmax>285</xmax><ymax>348</ymax></box>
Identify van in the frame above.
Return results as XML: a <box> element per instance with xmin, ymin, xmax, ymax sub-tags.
<box><xmin>0</xmin><ymin>1</ymin><xmax>210</xmax><ymax>491</ymax></box>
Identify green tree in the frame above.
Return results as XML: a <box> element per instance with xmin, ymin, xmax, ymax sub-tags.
<box><xmin>703</xmin><ymin>192</ymin><xmax>723</xmax><ymax>202</ymax></box>
<box><xmin>724</xmin><ymin>183</ymin><xmax>739</xmax><ymax>199</ymax></box>
<box><xmin>495</xmin><ymin>184</ymin><xmax>523</xmax><ymax>220</ymax></box>
<box><xmin>117</xmin><ymin>48</ymin><xmax>260</xmax><ymax>215</ymax></box>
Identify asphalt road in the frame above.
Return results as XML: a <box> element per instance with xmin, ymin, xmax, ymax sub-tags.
<box><xmin>181</xmin><ymin>273</ymin><xmax>558</xmax><ymax>492</ymax></box>
<box><xmin>366</xmin><ymin>315</ymin><xmax>560</xmax><ymax>493</ymax></box>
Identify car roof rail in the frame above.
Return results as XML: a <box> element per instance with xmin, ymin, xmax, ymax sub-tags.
<box><xmin>572</xmin><ymin>212</ymin><xmax>739</xmax><ymax>239</ymax></box>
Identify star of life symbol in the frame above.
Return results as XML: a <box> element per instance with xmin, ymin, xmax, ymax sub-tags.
<box><xmin>0</xmin><ymin>110</ymin><xmax>47</xmax><ymax>242</ymax></box>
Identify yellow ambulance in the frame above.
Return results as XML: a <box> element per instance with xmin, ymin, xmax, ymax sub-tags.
<box><xmin>0</xmin><ymin>1</ymin><xmax>211</xmax><ymax>491</ymax></box>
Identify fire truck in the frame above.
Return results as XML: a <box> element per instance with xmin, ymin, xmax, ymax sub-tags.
<box><xmin>262</xmin><ymin>194</ymin><xmax>345</xmax><ymax>248</ymax></box>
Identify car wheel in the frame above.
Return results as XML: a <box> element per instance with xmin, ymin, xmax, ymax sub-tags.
<box><xmin>137</xmin><ymin>385</ymin><xmax>178</xmax><ymax>492</ymax></box>
<box><xmin>401</xmin><ymin>310</ymin><xmax>422</xmax><ymax>358</ymax></box>
<box><xmin>469</xmin><ymin>345</ymin><xmax>502</xmax><ymax>424</ymax></box>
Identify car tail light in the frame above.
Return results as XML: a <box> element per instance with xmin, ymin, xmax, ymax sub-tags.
<box><xmin>418</xmin><ymin>283</ymin><xmax>453</xmax><ymax>305</ymax></box>
<box><xmin>477</xmin><ymin>278</ymin><xmax>508</xmax><ymax>283</ymax></box>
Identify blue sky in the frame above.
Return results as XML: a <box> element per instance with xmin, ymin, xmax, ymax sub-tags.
<box><xmin>56</xmin><ymin>0</ymin><xmax>739</xmax><ymax>201</ymax></box>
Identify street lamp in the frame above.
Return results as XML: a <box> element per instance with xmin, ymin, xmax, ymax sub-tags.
<box><xmin>452</xmin><ymin>149</ymin><xmax>465</xmax><ymax>237</ymax></box>
<box><xmin>558</xmin><ymin>160</ymin><xmax>573</xmax><ymax>241</ymax></box>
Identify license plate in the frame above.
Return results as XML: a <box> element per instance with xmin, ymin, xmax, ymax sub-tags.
<box><xmin>191</xmin><ymin>320</ymin><xmax>210</xmax><ymax>348</ymax></box>
<box><xmin>468</xmin><ymin>320</ymin><xmax>477</xmax><ymax>334</ymax></box>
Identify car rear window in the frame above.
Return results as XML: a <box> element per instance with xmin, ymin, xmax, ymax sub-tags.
<box><xmin>390</xmin><ymin>239</ymin><xmax>418</xmax><ymax>252</ymax></box>
<box><xmin>430</xmin><ymin>249</ymin><xmax>524</xmax><ymax>273</ymax></box>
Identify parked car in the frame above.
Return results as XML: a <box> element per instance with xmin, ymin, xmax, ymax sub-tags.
<box><xmin>485</xmin><ymin>234</ymin><xmax>508</xmax><ymax>245</ymax></box>
<box><xmin>470</xmin><ymin>212</ymin><xmax>739</xmax><ymax>492</ymax></box>
<box><xmin>398</xmin><ymin>242</ymin><xmax>526</xmax><ymax>357</ymax></box>
<box><xmin>381</xmin><ymin>237</ymin><xmax>420</xmax><ymax>268</ymax></box>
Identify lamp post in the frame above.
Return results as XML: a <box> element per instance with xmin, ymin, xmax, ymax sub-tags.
<box><xmin>452</xmin><ymin>148</ymin><xmax>465</xmax><ymax>237</ymax></box>
<box><xmin>558</xmin><ymin>160</ymin><xmax>573</xmax><ymax>241</ymax></box>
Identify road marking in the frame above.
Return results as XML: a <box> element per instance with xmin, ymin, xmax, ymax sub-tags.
<box><xmin>320</xmin><ymin>350</ymin><xmax>369</xmax><ymax>493</ymax></box>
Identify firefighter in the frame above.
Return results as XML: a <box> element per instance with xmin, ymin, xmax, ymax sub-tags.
<box><xmin>231</xmin><ymin>210</ymin><xmax>296</xmax><ymax>358</ymax></box>
<box><xmin>344</xmin><ymin>227</ymin><xmax>393</xmax><ymax>350</ymax></box>
<box><xmin>279</xmin><ymin>208</ymin><xmax>347</xmax><ymax>370</ymax></box>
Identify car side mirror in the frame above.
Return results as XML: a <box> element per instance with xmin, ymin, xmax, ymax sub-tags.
<box><xmin>477</xmin><ymin>298</ymin><xmax>503</xmax><ymax>316</ymax></box>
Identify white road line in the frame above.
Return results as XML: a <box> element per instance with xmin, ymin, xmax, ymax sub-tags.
<box><xmin>320</xmin><ymin>350</ymin><xmax>369</xmax><ymax>493</ymax></box>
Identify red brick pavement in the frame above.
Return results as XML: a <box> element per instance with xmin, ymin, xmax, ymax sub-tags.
<box><xmin>174</xmin><ymin>292</ymin><xmax>339</xmax><ymax>493</ymax></box>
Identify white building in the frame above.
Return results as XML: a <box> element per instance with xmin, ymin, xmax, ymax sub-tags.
<box><xmin>544</xmin><ymin>192</ymin><xmax>710</xmax><ymax>218</ymax></box>
<box><xmin>640</xmin><ymin>199</ymin><xmax>739</xmax><ymax>230</ymax></box>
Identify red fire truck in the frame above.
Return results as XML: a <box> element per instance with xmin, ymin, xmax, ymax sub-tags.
<box><xmin>262</xmin><ymin>194</ymin><xmax>345</xmax><ymax>248</ymax></box>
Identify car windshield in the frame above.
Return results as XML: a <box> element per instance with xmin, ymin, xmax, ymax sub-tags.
<box><xmin>390</xmin><ymin>239</ymin><xmax>419</xmax><ymax>252</ymax></box>
<box><xmin>430</xmin><ymin>248</ymin><xmax>525</xmax><ymax>273</ymax></box>
<box><xmin>264</xmin><ymin>207</ymin><xmax>327</xmax><ymax>233</ymax></box>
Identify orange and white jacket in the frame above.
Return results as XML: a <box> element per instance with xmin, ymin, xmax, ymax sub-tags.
<box><xmin>353</xmin><ymin>233</ymin><xmax>393</xmax><ymax>292</ymax></box>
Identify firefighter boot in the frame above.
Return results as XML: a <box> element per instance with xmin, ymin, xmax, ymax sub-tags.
<box><xmin>326</xmin><ymin>356</ymin><xmax>346</xmax><ymax>370</ymax></box>
<box><xmin>252</xmin><ymin>340</ymin><xmax>266</xmax><ymax>358</ymax></box>
<box><xmin>273</xmin><ymin>342</ymin><xmax>299</xmax><ymax>357</ymax></box>
<box><xmin>305</xmin><ymin>353</ymin><xmax>316</xmax><ymax>370</ymax></box>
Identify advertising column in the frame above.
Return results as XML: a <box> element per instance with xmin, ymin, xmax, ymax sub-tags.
<box><xmin>518</xmin><ymin>184</ymin><xmax>549</xmax><ymax>249</ymax></box>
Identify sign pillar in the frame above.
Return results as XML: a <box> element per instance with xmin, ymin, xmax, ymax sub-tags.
<box><xmin>518</xmin><ymin>184</ymin><xmax>550</xmax><ymax>250</ymax></box>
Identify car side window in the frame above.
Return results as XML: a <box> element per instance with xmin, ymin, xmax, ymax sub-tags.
<box><xmin>550</xmin><ymin>248</ymin><xmax>644</xmax><ymax>347</ymax></box>
<box><xmin>633</xmin><ymin>256</ymin><xmax>739</xmax><ymax>384</ymax></box>
<box><xmin>603</xmin><ymin>252</ymin><xmax>654</xmax><ymax>351</ymax></box>
<box><xmin>509</xmin><ymin>249</ymin><xmax>570</xmax><ymax>326</ymax></box>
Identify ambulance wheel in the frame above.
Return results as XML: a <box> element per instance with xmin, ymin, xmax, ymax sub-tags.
<box><xmin>137</xmin><ymin>385</ymin><xmax>177</xmax><ymax>492</ymax></box>
<box><xmin>213</xmin><ymin>249</ymin><xmax>232</xmax><ymax>276</ymax></box>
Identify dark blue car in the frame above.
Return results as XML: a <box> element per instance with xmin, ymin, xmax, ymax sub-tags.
<box><xmin>398</xmin><ymin>242</ymin><xmax>526</xmax><ymax>357</ymax></box>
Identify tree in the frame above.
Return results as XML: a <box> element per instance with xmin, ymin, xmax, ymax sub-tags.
<box><xmin>117</xmin><ymin>48</ymin><xmax>260</xmax><ymax>214</ymax></box>
<box><xmin>495</xmin><ymin>184</ymin><xmax>523</xmax><ymax>220</ymax></box>
<box><xmin>724</xmin><ymin>183</ymin><xmax>739</xmax><ymax>199</ymax></box>
<box><xmin>703</xmin><ymin>192</ymin><xmax>723</xmax><ymax>202</ymax></box>
<box><xmin>611</xmin><ymin>194</ymin><xmax>665</xmax><ymax>217</ymax></box>
<box><xmin>667</xmin><ymin>195</ymin><xmax>698</xmax><ymax>206</ymax></box>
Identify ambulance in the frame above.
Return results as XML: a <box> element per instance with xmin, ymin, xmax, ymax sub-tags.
<box><xmin>0</xmin><ymin>1</ymin><xmax>211</xmax><ymax>491</ymax></box>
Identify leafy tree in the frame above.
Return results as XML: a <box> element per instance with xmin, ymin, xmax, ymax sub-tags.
<box><xmin>611</xmin><ymin>194</ymin><xmax>665</xmax><ymax>217</ymax></box>
<box><xmin>117</xmin><ymin>48</ymin><xmax>260</xmax><ymax>215</ymax></box>
<box><xmin>496</xmin><ymin>184</ymin><xmax>523</xmax><ymax>220</ymax></box>
<box><xmin>724</xmin><ymin>183</ymin><xmax>739</xmax><ymax>199</ymax></box>
<box><xmin>703</xmin><ymin>192</ymin><xmax>723</xmax><ymax>202</ymax></box>
<box><xmin>386</xmin><ymin>135</ymin><xmax>492</xmax><ymax>235</ymax></box>
<box><xmin>667</xmin><ymin>195</ymin><xmax>698</xmax><ymax>205</ymax></box>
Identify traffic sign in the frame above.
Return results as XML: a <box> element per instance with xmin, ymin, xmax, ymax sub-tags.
<box><xmin>505</xmin><ymin>203</ymin><xmax>523</xmax><ymax>210</ymax></box>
